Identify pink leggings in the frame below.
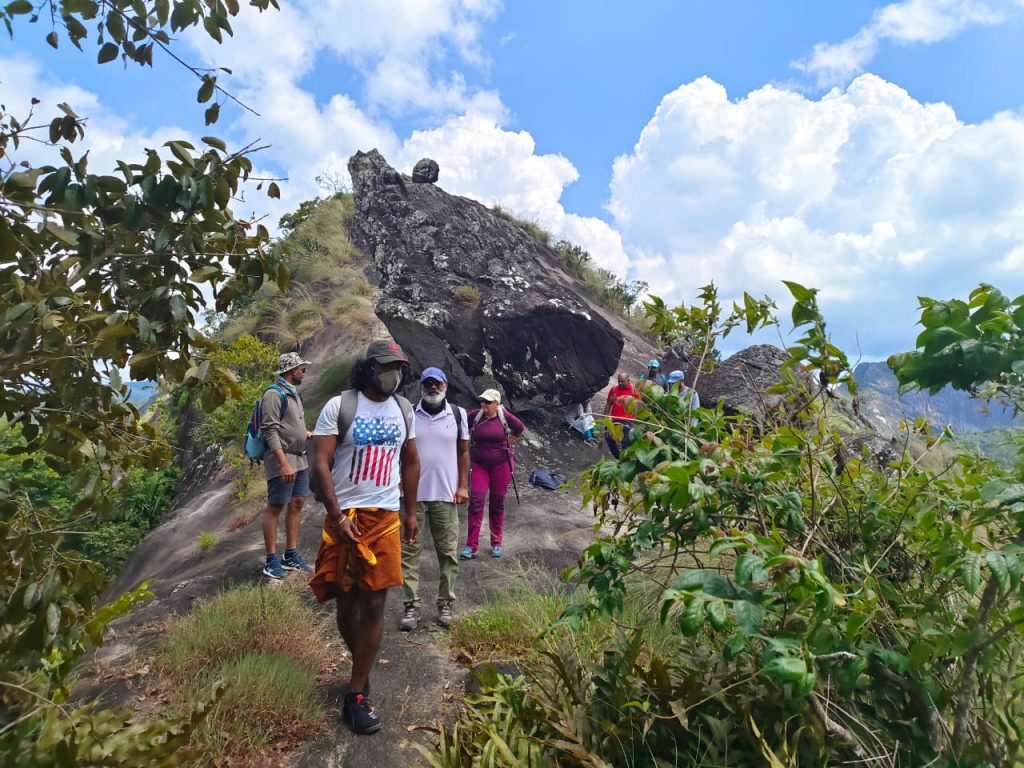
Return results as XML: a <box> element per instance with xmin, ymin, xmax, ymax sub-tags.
<box><xmin>466</xmin><ymin>461</ymin><xmax>512</xmax><ymax>550</ymax></box>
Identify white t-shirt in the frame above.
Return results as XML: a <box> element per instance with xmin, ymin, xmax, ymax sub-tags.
<box><xmin>313</xmin><ymin>393</ymin><xmax>415</xmax><ymax>512</ymax></box>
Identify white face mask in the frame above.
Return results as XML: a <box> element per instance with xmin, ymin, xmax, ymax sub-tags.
<box><xmin>421</xmin><ymin>391</ymin><xmax>445</xmax><ymax>406</ymax></box>
<box><xmin>375</xmin><ymin>368</ymin><xmax>402</xmax><ymax>395</ymax></box>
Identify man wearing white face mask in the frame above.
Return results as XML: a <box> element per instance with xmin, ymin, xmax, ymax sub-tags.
<box><xmin>310</xmin><ymin>338</ymin><xmax>420</xmax><ymax>735</ymax></box>
<box><xmin>399</xmin><ymin>367</ymin><xmax>469</xmax><ymax>631</ymax></box>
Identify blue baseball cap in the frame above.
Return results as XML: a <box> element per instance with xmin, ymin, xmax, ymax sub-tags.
<box><xmin>668</xmin><ymin>370</ymin><xmax>685</xmax><ymax>384</ymax></box>
<box><xmin>419</xmin><ymin>367</ymin><xmax>447</xmax><ymax>383</ymax></box>
<box><xmin>647</xmin><ymin>359</ymin><xmax>660</xmax><ymax>368</ymax></box>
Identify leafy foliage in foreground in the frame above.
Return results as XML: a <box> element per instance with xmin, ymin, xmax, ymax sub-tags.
<box><xmin>427</xmin><ymin>282</ymin><xmax>1024</xmax><ymax>767</ymax></box>
<box><xmin>1</xmin><ymin>1</ymin><xmax>286</xmax><ymax>764</ymax></box>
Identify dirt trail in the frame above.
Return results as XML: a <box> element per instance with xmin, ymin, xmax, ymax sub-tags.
<box><xmin>297</xmin><ymin>479</ymin><xmax>595</xmax><ymax>767</ymax></box>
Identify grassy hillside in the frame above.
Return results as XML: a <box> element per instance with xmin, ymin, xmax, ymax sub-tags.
<box><xmin>214</xmin><ymin>194</ymin><xmax>375</xmax><ymax>348</ymax></box>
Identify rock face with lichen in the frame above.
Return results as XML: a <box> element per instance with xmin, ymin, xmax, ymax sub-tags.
<box><xmin>347</xmin><ymin>149</ymin><xmax>623</xmax><ymax>410</ymax></box>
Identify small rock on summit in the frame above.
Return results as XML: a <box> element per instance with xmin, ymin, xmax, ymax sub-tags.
<box><xmin>411</xmin><ymin>158</ymin><xmax>439</xmax><ymax>183</ymax></box>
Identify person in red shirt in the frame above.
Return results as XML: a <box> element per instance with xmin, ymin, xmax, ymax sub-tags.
<box><xmin>604</xmin><ymin>372</ymin><xmax>638</xmax><ymax>458</ymax></box>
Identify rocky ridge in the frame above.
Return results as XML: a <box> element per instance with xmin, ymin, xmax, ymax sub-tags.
<box><xmin>347</xmin><ymin>150</ymin><xmax>624</xmax><ymax>411</ymax></box>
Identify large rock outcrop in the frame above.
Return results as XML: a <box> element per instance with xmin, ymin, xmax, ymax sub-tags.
<box><xmin>348</xmin><ymin>150</ymin><xmax>623</xmax><ymax>410</ymax></box>
<box><xmin>691</xmin><ymin>344</ymin><xmax>791</xmax><ymax>418</ymax></box>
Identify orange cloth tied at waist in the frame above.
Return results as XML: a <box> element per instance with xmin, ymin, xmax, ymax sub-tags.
<box><xmin>308</xmin><ymin>507</ymin><xmax>403</xmax><ymax>602</ymax></box>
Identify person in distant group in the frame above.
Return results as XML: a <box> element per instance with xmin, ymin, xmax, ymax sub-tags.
<box><xmin>603</xmin><ymin>371</ymin><xmax>639</xmax><ymax>459</ymax></box>
<box><xmin>309</xmin><ymin>339</ymin><xmax>420</xmax><ymax>735</ymax></box>
<box><xmin>259</xmin><ymin>352</ymin><xmax>314</xmax><ymax>580</ymax></box>
<box><xmin>639</xmin><ymin>358</ymin><xmax>668</xmax><ymax>388</ymax></box>
<box><xmin>399</xmin><ymin>367</ymin><xmax>469</xmax><ymax>632</ymax></box>
<box><xmin>667</xmin><ymin>369</ymin><xmax>701</xmax><ymax>417</ymax></box>
<box><xmin>461</xmin><ymin>389</ymin><xmax>525</xmax><ymax>560</ymax></box>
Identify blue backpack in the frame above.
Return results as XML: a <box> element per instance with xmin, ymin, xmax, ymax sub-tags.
<box><xmin>244</xmin><ymin>384</ymin><xmax>290</xmax><ymax>462</ymax></box>
<box><xmin>529</xmin><ymin>468</ymin><xmax>567</xmax><ymax>490</ymax></box>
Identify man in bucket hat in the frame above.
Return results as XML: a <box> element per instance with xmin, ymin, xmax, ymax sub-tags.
<box><xmin>260</xmin><ymin>351</ymin><xmax>314</xmax><ymax>579</ymax></box>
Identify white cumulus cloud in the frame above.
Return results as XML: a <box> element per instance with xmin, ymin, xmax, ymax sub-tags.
<box><xmin>609</xmin><ymin>74</ymin><xmax>1024</xmax><ymax>356</ymax></box>
<box><xmin>794</xmin><ymin>0</ymin><xmax>1023</xmax><ymax>88</ymax></box>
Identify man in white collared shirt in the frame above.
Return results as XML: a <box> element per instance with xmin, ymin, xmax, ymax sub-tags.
<box><xmin>400</xmin><ymin>367</ymin><xmax>469</xmax><ymax>630</ymax></box>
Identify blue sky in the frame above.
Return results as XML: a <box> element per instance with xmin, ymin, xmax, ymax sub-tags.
<box><xmin>4</xmin><ymin>0</ymin><xmax>1024</xmax><ymax>359</ymax></box>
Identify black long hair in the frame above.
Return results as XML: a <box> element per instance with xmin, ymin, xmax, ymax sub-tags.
<box><xmin>350</xmin><ymin>356</ymin><xmax>376</xmax><ymax>391</ymax></box>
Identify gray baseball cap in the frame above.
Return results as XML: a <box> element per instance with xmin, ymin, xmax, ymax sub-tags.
<box><xmin>365</xmin><ymin>339</ymin><xmax>409</xmax><ymax>364</ymax></box>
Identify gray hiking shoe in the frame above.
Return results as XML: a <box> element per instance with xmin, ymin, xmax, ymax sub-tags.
<box><xmin>437</xmin><ymin>603</ymin><xmax>455</xmax><ymax>628</ymax></box>
<box><xmin>399</xmin><ymin>604</ymin><xmax>419</xmax><ymax>631</ymax></box>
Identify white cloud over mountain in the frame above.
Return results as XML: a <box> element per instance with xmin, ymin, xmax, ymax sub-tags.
<box><xmin>609</xmin><ymin>74</ymin><xmax>1024</xmax><ymax>355</ymax></box>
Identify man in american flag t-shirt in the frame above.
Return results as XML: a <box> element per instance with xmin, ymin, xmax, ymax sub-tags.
<box><xmin>310</xmin><ymin>339</ymin><xmax>420</xmax><ymax>735</ymax></box>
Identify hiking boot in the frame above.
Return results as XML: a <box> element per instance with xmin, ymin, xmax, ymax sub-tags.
<box><xmin>262</xmin><ymin>554</ymin><xmax>285</xmax><ymax>580</ymax></box>
<box><xmin>282</xmin><ymin>550</ymin><xmax>313</xmax><ymax>573</ymax></box>
<box><xmin>342</xmin><ymin>692</ymin><xmax>382</xmax><ymax>734</ymax></box>
<box><xmin>399</xmin><ymin>604</ymin><xmax>419</xmax><ymax>631</ymax></box>
<box><xmin>459</xmin><ymin>547</ymin><xmax>476</xmax><ymax>560</ymax></box>
<box><xmin>491</xmin><ymin>545</ymin><xmax>504</xmax><ymax>558</ymax></box>
<box><xmin>437</xmin><ymin>603</ymin><xmax>455</xmax><ymax>628</ymax></box>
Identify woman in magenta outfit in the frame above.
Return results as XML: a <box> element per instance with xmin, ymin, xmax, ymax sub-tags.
<box><xmin>460</xmin><ymin>388</ymin><xmax>525</xmax><ymax>559</ymax></box>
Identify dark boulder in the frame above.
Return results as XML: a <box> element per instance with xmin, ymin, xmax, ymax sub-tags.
<box><xmin>692</xmin><ymin>344</ymin><xmax>791</xmax><ymax>418</ymax></box>
<box><xmin>411</xmin><ymin>158</ymin><xmax>440</xmax><ymax>183</ymax></box>
<box><xmin>348</xmin><ymin>150</ymin><xmax>623</xmax><ymax>410</ymax></box>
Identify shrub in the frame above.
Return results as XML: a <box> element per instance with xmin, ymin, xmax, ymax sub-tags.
<box><xmin>426</xmin><ymin>282</ymin><xmax>1024</xmax><ymax>767</ymax></box>
<box><xmin>197</xmin><ymin>532</ymin><xmax>219</xmax><ymax>550</ymax></box>
<box><xmin>553</xmin><ymin>239</ymin><xmax>648</xmax><ymax>318</ymax></box>
<box><xmin>453</xmin><ymin>284</ymin><xmax>481</xmax><ymax>308</ymax></box>
<box><xmin>192</xmin><ymin>336</ymin><xmax>281</xmax><ymax>449</ymax></box>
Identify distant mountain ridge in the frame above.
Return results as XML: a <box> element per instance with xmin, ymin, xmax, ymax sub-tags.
<box><xmin>854</xmin><ymin>361</ymin><xmax>1020</xmax><ymax>433</ymax></box>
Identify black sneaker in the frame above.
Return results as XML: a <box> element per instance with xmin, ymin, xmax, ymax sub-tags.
<box><xmin>342</xmin><ymin>692</ymin><xmax>382</xmax><ymax>734</ymax></box>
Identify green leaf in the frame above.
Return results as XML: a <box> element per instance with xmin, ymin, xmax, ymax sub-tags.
<box><xmin>734</xmin><ymin>553</ymin><xmax>768</xmax><ymax>585</ymax></box>
<box><xmin>169</xmin><ymin>294</ymin><xmax>188</xmax><ymax>323</ymax></box>
<box><xmin>197</xmin><ymin>76</ymin><xmax>215</xmax><ymax>103</ymax></box>
<box><xmin>190</xmin><ymin>265</ymin><xmax>221</xmax><ymax>283</ymax></box>
<box><xmin>733</xmin><ymin>600</ymin><xmax>765</xmax><ymax>636</ymax></box>
<box><xmin>706</xmin><ymin>600</ymin><xmax>728</xmax><ymax>630</ymax></box>
<box><xmin>96</xmin><ymin>324</ymin><xmax>138</xmax><ymax>340</ymax></box>
<box><xmin>783</xmin><ymin>280</ymin><xmax>816</xmax><ymax>303</ymax></box>
<box><xmin>987</xmin><ymin>551</ymin><xmax>1010</xmax><ymax>593</ymax></box>
<box><xmin>5</xmin><ymin>0</ymin><xmax>33</xmax><ymax>14</ymax></box>
<box><xmin>97</xmin><ymin>42</ymin><xmax>119</xmax><ymax>64</ymax></box>
<box><xmin>961</xmin><ymin>552</ymin><xmax>981</xmax><ymax>595</ymax></box>
<box><xmin>680</xmin><ymin>598</ymin><xmax>705</xmax><ymax>636</ymax></box>
<box><xmin>267</xmin><ymin>181</ymin><xmax>280</xmax><ymax>199</ymax></box>
<box><xmin>762</xmin><ymin>655</ymin><xmax>807</xmax><ymax>684</ymax></box>
<box><xmin>201</xmin><ymin>135</ymin><xmax>227</xmax><ymax>151</ymax></box>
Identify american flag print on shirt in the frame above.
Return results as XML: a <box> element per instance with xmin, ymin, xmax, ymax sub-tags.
<box><xmin>348</xmin><ymin>416</ymin><xmax>402</xmax><ymax>486</ymax></box>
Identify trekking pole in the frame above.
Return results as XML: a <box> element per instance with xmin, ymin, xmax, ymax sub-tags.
<box><xmin>506</xmin><ymin>449</ymin><xmax>520</xmax><ymax>505</ymax></box>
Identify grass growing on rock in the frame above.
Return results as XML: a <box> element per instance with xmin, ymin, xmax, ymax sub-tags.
<box><xmin>315</xmin><ymin>355</ymin><xmax>356</xmax><ymax>398</ymax></box>
<box><xmin>450</xmin><ymin>568</ymin><xmax>682</xmax><ymax>668</ymax></box>
<box><xmin>159</xmin><ymin>583</ymin><xmax>329</xmax><ymax>766</ymax></box>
